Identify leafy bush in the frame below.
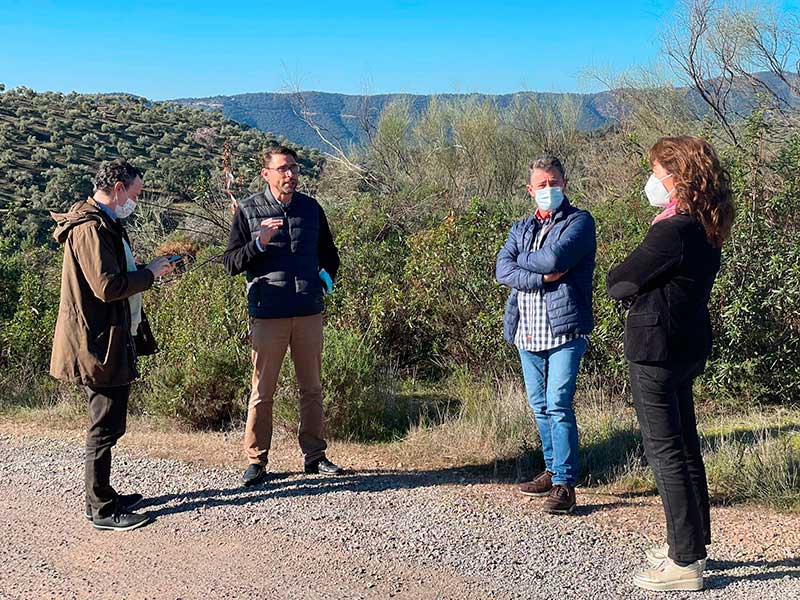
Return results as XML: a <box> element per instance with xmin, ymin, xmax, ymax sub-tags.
<box><xmin>400</xmin><ymin>199</ymin><xmax>514</xmax><ymax>373</ymax></box>
<box><xmin>135</xmin><ymin>247</ymin><xmax>250</xmax><ymax>425</ymax></box>
<box><xmin>0</xmin><ymin>246</ymin><xmax>62</xmax><ymax>408</ymax></box>
<box><xmin>702</xmin><ymin>140</ymin><xmax>800</xmax><ymax>403</ymax></box>
<box><xmin>0</xmin><ymin>247</ymin><xmax>61</xmax><ymax>371</ymax></box>
<box><xmin>272</xmin><ymin>325</ymin><xmax>398</xmax><ymax>441</ymax></box>
<box><xmin>144</xmin><ymin>347</ymin><xmax>249</xmax><ymax>430</ymax></box>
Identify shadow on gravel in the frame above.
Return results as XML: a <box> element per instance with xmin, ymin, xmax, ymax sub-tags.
<box><xmin>706</xmin><ymin>568</ymin><xmax>800</xmax><ymax>589</ymax></box>
<box><xmin>139</xmin><ymin>465</ymin><xmax>498</xmax><ymax>519</ymax></box>
<box><xmin>702</xmin><ymin>558</ymin><xmax>800</xmax><ymax>589</ymax></box>
<box><xmin>707</xmin><ymin>558</ymin><xmax>800</xmax><ymax>569</ymax></box>
<box><xmin>571</xmin><ymin>502</ymin><xmax>631</xmax><ymax>516</ymax></box>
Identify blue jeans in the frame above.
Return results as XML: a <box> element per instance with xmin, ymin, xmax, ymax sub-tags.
<box><xmin>518</xmin><ymin>337</ymin><xmax>587</xmax><ymax>486</ymax></box>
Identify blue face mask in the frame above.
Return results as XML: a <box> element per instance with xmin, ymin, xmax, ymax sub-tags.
<box><xmin>534</xmin><ymin>186</ymin><xmax>564</xmax><ymax>212</ymax></box>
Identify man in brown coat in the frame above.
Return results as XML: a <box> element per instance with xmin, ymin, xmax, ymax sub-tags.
<box><xmin>50</xmin><ymin>159</ymin><xmax>173</xmax><ymax>531</ymax></box>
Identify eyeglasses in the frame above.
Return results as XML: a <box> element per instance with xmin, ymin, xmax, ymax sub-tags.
<box><xmin>266</xmin><ymin>164</ymin><xmax>300</xmax><ymax>175</ymax></box>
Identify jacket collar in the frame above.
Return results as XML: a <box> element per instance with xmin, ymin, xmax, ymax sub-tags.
<box><xmin>86</xmin><ymin>197</ymin><xmax>124</xmax><ymax>234</ymax></box>
<box><xmin>551</xmin><ymin>196</ymin><xmax>573</xmax><ymax>222</ymax></box>
<box><xmin>52</xmin><ymin>197</ymin><xmax>120</xmax><ymax>243</ymax></box>
<box><xmin>264</xmin><ymin>185</ymin><xmax>293</xmax><ymax>210</ymax></box>
<box><xmin>529</xmin><ymin>196</ymin><xmax>573</xmax><ymax>227</ymax></box>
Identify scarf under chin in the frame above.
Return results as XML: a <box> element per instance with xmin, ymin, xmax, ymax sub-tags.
<box><xmin>652</xmin><ymin>198</ymin><xmax>678</xmax><ymax>224</ymax></box>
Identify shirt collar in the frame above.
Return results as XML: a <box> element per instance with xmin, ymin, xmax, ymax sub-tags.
<box><xmin>265</xmin><ymin>185</ymin><xmax>292</xmax><ymax>208</ymax></box>
<box><xmin>95</xmin><ymin>200</ymin><xmax>117</xmax><ymax>221</ymax></box>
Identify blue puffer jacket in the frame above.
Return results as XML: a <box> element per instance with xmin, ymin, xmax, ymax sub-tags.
<box><xmin>495</xmin><ymin>198</ymin><xmax>596</xmax><ymax>344</ymax></box>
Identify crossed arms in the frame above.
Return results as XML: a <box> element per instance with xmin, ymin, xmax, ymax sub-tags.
<box><xmin>495</xmin><ymin>212</ymin><xmax>596</xmax><ymax>291</ymax></box>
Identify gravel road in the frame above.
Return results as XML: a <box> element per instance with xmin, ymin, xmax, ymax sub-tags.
<box><xmin>1</xmin><ymin>433</ymin><xmax>797</xmax><ymax>600</ymax></box>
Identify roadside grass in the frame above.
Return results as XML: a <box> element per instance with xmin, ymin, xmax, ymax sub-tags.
<box><xmin>0</xmin><ymin>365</ymin><xmax>67</xmax><ymax>413</ymax></box>
<box><xmin>393</xmin><ymin>374</ymin><xmax>800</xmax><ymax>512</ymax></box>
<box><xmin>2</xmin><ymin>373</ymin><xmax>797</xmax><ymax>512</ymax></box>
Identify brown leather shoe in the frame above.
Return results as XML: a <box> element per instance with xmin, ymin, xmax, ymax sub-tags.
<box><xmin>543</xmin><ymin>484</ymin><xmax>576</xmax><ymax>514</ymax></box>
<box><xmin>519</xmin><ymin>470</ymin><xmax>553</xmax><ymax>497</ymax></box>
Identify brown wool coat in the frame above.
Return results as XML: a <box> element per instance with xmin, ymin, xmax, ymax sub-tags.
<box><xmin>49</xmin><ymin>198</ymin><xmax>156</xmax><ymax>387</ymax></box>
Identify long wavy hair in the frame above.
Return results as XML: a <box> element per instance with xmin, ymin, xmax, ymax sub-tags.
<box><xmin>649</xmin><ymin>136</ymin><xmax>735</xmax><ymax>248</ymax></box>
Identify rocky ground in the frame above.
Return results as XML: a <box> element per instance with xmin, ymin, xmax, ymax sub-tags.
<box><xmin>0</xmin><ymin>430</ymin><xmax>798</xmax><ymax>600</ymax></box>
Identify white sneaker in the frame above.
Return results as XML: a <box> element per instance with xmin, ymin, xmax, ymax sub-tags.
<box><xmin>633</xmin><ymin>558</ymin><xmax>704</xmax><ymax>592</ymax></box>
<box><xmin>645</xmin><ymin>543</ymin><xmax>707</xmax><ymax>570</ymax></box>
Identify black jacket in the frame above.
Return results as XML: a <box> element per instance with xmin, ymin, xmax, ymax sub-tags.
<box><xmin>223</xmin><ymin>189</ymin><xmax>339</xmax><ymax>319</ymax></box>
<box><xmin>607</xmin><ymin>214</ymin><xmax>721</xmax><ymax>363</ymax></box>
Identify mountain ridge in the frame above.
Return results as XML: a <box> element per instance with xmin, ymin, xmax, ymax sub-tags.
<box><xmin>172</xmin><ymin>89</ymin><xmax>618</xmax><ymax>151</ymax></box>
<box><xmin>171</xmin><ymin>73</ymin><xmax>799</xmax><ymax>151</ymax></box>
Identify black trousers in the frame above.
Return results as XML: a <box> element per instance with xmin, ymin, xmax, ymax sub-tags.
<box><xmin>84</xmin><ymin>385</ymin><xmax>129</xmax><ymax>519</ymax></box>
<box><xmin>629</xmin><ymin>359</ymin><xmax>711</xmax><ymax>563</ymax></box>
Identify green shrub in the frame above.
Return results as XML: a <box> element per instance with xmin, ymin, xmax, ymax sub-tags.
<box><xmin>324</xmin><ymin>196</ymin><xmax>410</xmax><ymax>365</ymax></box>
<box><xmin>0</xmin><ymin>247</ymin><xmax>61</xmax><ymax>373</ymax></box>
<box><xmin>135</xmin><ymin>247</ymin><xmax>251</xmax><ymax>426</ymax></box>
<box><xmin>143</xmin><ymin>347</ymin><xmax>249</xmax><ymax>430</ymax></box>
<box><xmin>0</xmin><ymin>244</ymin><xmax>23</xmax><ymax>321</ymax></box>
<box><xmin>401</xmin><ymin>199</ymin><xmax>515</xmax><ymax>374</ymax></box>
<box><xmin>272</xmin><ymin>325</ymin><xmax>398</xmax><ymax>441</ymax></box>
<box><xmin>330</xmin><ymin>196</ymin><xmax>518</xmax><ymax>377</ymax></box>
<box><xmin>701</xmin><ymin>147</ymin><xmax>800</xmax><ymax>403</ymax></box>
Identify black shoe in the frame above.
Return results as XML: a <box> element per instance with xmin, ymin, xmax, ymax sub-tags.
<box><xmin>85</xmin><ymin>493</ymin><xmax>144</xmax><ymax>521</ymax></box>
<box><xmin>92</xmin><ymin>510</ymin><xmax>150</xmax><ymax>532</ymax></box>
<box><xmin>304</xmin><ymin>456</ymin><xmax>342</xmax><ymax>475</ymax></box>
<box><xmin>242</xmin><ymin>463</ymin><xmax>268</xmax><ymax>486</ymax></box>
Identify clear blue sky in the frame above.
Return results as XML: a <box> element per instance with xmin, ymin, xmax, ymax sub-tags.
<box><xmin>0</xmin><ymin>0</ymin><xmax>797</xmax><ymax>99</ymax></box>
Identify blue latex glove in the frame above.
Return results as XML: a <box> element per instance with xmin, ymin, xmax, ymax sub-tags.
<box><xmin>319</xmin><ymin>269</ymin><xmax>333</xmax><ymax>295</ymax></box>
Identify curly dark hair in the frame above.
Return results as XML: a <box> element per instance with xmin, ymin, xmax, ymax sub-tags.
<box><xmin>93</xmin><ymin>159</ymin><xmax>142</xmax><ymax>193</ymax></box>
<box><xmin>649</xmin><ymin>136</ymin><xmax>735</xmax><ymax>248</ymax></box>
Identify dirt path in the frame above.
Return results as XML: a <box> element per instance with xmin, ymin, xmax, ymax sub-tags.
<box><xmin>0</xmin><ymin>424</ymin><xmax>798</xmax><ymax>600</ymax></box>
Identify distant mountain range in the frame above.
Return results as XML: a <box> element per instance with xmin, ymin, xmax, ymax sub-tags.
<box><xmin>172</xmin><ymin>90</ymin><xmax>616</xmax><ymax>152</ymax></box>
<box><xmin>172</xmin><ymin>73</ymin><xmax>799</xmax><ymax>152</ymax></box>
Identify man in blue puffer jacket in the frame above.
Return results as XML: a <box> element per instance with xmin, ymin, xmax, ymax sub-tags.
<box><xmin>496</xmin><ymin>155</ymin><xmax>596</xmax><ymax>514</ymax></box>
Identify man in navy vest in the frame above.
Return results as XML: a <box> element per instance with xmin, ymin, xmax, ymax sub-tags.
<box><xmin>495</xmin><ymin>155</ymin><xmax>596</xmax><ymax>514</ymax></box>
<box><xmin>224</xmin><ymin>145</ymin><xmax>342</xmax><ymax>485</ymax></box>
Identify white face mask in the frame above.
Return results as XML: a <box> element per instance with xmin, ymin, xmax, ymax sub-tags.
<box><xmin>115</xmin><ymin>188</ymin><xmax>137</xmax><ymax>219</ymax></box>
<box><xmin>534</xmin><ymin>186</ymin><xmax>564</xmax><ymax>212</ymax></box>
<box><xmin>644</xmin><ymin>173</ymin><xmax>673</xmax><ymax>208</ymax></box>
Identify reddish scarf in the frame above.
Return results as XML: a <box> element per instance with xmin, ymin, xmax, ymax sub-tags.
<box><xmin>652</xmin><ymin>198</ymin><xmax>678</xmax><ymax>224</ymax></box>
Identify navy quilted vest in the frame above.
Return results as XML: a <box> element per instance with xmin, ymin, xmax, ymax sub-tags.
<box><xmin>237</xmin><ymin>189</ymin><xmax>324</xmax><ymax>318</ymax></box>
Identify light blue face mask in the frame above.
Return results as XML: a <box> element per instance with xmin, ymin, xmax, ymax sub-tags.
<box><xmin>534</xmin><ymin>186</ymin><xmax>564</xmax><ymax>212</ymax></box>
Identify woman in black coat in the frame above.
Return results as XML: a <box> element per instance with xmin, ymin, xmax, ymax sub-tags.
<box><xmin>607</xmin><ymin>136</ymin><xmax>735</xmax><ymax>592</ymax></box>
